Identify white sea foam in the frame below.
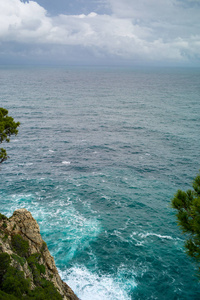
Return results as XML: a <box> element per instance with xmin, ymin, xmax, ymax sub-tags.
<box><xmin>1</xmin><ymin>194</ymin><xmax>37</xmax><ymax>218</ymax></box>
<box><xmin>62</xmin><ymin>161</ymin><xmax>71</xmax><ymax>165</ymax></box>
<box><xmin>63</xmin><ymin>215</ymin><xmax>101</xmax><ymax>261</ymax></box>
<box><xmin>130</xmin><ymin>235</ymin><xmax>145</xmax><ymax>247</ymax></box>
<box><xmin>112</xmin><ymin>230</ymin><xmax>129</xmax><ymax>242</ymax></box>
<box><xmin>130</xmin><ymin>231</ymin><xmax>174</xmax><ymax>245</ymax></box>
<box><xmin>49</xmin><ymin>149</ymin><xmax>54</xmax><ymax>153</ymax></box>
<box><xmin>25</xmin><ymin>198</ymin><xmax>103</xmax><ymax>263</ymax></box>
<box><xmin>139</xmin><ymin>232</ymin><xmax>173</xmax><ymax>240</ymax></box>
<box><xmin>59</xmin><ymin>265</ymin><xmax>135</xmax><ymax>300</ymax></box>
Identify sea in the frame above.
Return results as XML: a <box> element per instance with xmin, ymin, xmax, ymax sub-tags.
<box><xmin>0</xmin><ymin>65</ymin><xmax>200</xmax><ymax>299</ymax></box>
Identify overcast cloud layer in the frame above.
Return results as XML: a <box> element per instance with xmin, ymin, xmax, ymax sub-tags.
<box><xmin>0</xmin><ymin>0</ymin><xmax>200</xmax><ymax>65</ymax></box>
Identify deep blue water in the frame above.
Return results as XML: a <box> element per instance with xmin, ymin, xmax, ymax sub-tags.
<box><xmin>0</xmin><ymin>66</ymin><xmax>200</xmax><ymax>299</ymax></box>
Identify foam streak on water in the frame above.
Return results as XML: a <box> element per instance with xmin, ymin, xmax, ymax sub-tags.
<box><xmin>59</xmin><ymin>265</ymin><xmax>136</xmax><ymax>300</ymax></box>
<box><xmin>0</xmin><ymin>66</ymin><xmax>200</xmax><ymax>299</ymax></box>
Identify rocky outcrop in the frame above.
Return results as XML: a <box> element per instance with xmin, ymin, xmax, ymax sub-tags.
<box><xmin>0</xmin><ymin>209</ymin><xmax>79</xmax><ymax>300</ymax></box>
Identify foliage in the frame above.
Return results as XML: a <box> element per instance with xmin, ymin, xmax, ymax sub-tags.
<box><xmin>27</xmin><ymin>253</ymin><xmax>41</xmax><ymax>266</ymax></box>
<box><xmin>28</xmin><ymin>279</ymin><xmax>63</xmax><ymax>300</ymax></box>
<box><xmin>11</xmin><ymin>234</ymin><xmax>29</xmax><ymax>258</ymax></box>
<box><xmin>0</xmin><ymin>251</ymin><xmax>62</xmax><ymax>299</ymax></box>
<box><xmin>2</xmin><ymin>222</ymin><xmax>7</xmax><ymax>229</ymax></box>
<box><xmin>171</xmin><ymin>172</ymin><xmax>200</xmax><ymax>265</ymax></box>
<box><xmin>35</xmin><ymin>263</ymin><xmax>45</xmax><ymax>275</ymax></box>
<box><xmin>0</xmin><ymin>213</ymin><xmax>7</xmax><ymax>221</ymax></box>
<box><xmin>0</xmin><ymin>216</ymin><xmax>64</xmax><ymax>299</ymax></box>
<box><xmin>27</xmin><ymin>253</ymin><xmax>42</xmax><ymax>285</ymax></box>
<box><xmin>0</xmin><ymin>253</ymin><xmax>11</xmax><ymax>281</ymax></box>
<box><xmin>11</xmin><ymin>254</ymin><xmax>26</xmax><ymax>267</ymax></box>
<box><xmin>0</xmin><ymin>107</ymin><xmax>20</xmax><ymax>164</ymax></box>
<box><xmin>0</xmin><ymin>269</ymin><xmax>62</xmax><ymax>300</ymax></box>
<box><xmin>41</xmin><ymin>242</ymin><xmax>47</xmax><ymax>253</ymax></box>
<box><xmin>0</xmin><ymin>253</ymin><xmax>29</xmax><ymax>299</ymax></box>
<box><xmin>2</xmin><ymin>234</ymin><xmax>8</xmax><ymax>242</ymax></box>
<box><xmin>1</xmin><ymin>266</ymin><xmax>30</xmax><ymax>298</ymax></box>
<box><xmin>26</xmin><ymin>253</ymin><xmax>61</xmax><ymax>299</ymax></box>
<box><xmin>0</xmin><ymin>290</ymin><xmax>19</xmax><ymax>299</ymax></box>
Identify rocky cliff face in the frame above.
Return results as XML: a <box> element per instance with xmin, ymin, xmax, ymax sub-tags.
<box><xmin>0</xmin><ymin>208</ymin><xmax>79</xmax><ymax>300</ymax></box>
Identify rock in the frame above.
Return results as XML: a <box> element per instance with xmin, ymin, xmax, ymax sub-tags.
<box><xmin>0</xmin><ymin>209</ymin><xmax>79</xmax><ymax>300</ymax></box>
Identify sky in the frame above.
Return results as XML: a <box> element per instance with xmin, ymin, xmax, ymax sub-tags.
<box><xmin>0</xmin><ymin>0</ymin><xmax>200</xmax><ymax>66</ymax></box>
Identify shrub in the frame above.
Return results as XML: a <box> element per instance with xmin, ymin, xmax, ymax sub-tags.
<box><xmin>35</xmin><ymin>263</ymin><xmax>45</xmax><ymax>275</ymax></box>
<box><xmin>2</xmin><ymin>234</ymin><xmax>8</xmax><ymax>242</ymax></box>
<box><xmin>0</xmin><ymin>252</ymin><xmax>63</xmax><ymax>300</ymax></box>
<box><xmin>27</xmin><ymin>253</ymin><xmax>42</xmax><ymax>285</ymax></box>
<box><xmin>27</xmin><ymin>253</ymin><xmax>41</xmax><ymax>267</ymax></box>
<box><xmin>29</xmin><ymin>279</ymin><xmax>63</xmax><ymax>300</ymax></box>
<box><xmin>1</xmin><ymin>266</ymin><xmax>30</xmax><ymax>298</ymax></box>
<box><xmin>0</xmin><ymin>290</ymin><xmax>19</xmax><ymax>299</ymax></box>
<box><xmin>2</xmin><ymin>223</ymin><xmax>7</xmax><ymax>229</ymax></box>
<box><xmin>11</xmin><ymin>254</ymin><xmax>26</xmax><ymax>267</ymax></box>
<box><xmin>11</xmin><ymin>234</ymin><xmax>29</xmax><ymax>258</ymax></box>
<box><xmin>0</xmin><ymin>214</ymin><xmax>7</xmax><ymax>221</ymax></box>
<box><xmin>0</xmin><ymin>253</ymin><xmax>11</xmax><ymax>282</ymax></box>
<box><xmin>41</xmin><ymin>242</ymin><xmax>47</xmax><ymax>253</ymax></box>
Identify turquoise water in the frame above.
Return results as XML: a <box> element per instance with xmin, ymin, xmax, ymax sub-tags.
<box><xmin>0</xmin><ymin>66</ymin><xmax>200</xmax><ymax>299</ymax></box>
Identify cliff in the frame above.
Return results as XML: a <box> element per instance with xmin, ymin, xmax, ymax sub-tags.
<box><xmin>0</xmin><ymin>208</ymin><xmax>79</xmax><ymax>300</ymax></box>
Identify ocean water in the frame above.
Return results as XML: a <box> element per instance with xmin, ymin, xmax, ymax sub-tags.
<box><xmin>0</xmin><ymin>66</ymin><xmax>200</xmax><ymax>299</ymax></box>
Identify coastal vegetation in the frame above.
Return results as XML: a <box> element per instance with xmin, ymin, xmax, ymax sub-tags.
<box><xmin>0</xmin><ymin>209</ymin><xmax>78</xmax><ymax>300</ymax></box>
<box><xmin>171</xmin><ymin>172</ymin><xmax>200</xmax><ymax>275</ymax></box>
<box><xmin>0</xmin><ymin>107</ymin><xmax>20</xmax><ymax>164</ymax></box>
<box><xmin>0</xmin><ymin>223</ymin><xmax>63</xmax><ymax>299</ymax></box>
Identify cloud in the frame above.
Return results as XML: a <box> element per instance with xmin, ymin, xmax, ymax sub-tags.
<box><xmin>0</xmin><ymin>0</ymin><xmax>200</xmax><ymax>65</ymax></box>
<box><xmin>0</xmin><ymin>0</ymin><xmax>52</xmax><ymax>42</ymax></box>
